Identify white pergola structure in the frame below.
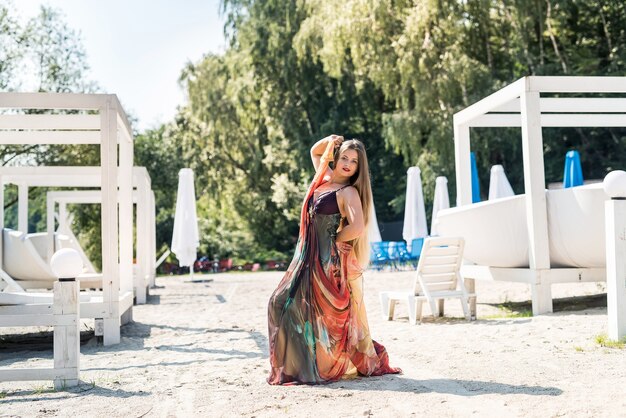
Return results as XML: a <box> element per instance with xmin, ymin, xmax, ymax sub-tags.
<box><xmin>453</xmin><ymin>76</ymin><xmax>625</xmax><ymax>315</ymax></box>
<box><xmin>0</xmin><ymin>93</ymin><xmax>134</xmax><ymax>345</ymax></box>
<box><xmin>0</xmin><ymin>166</ymin><xmax>156</xmax><ymax>303</ymax></box>
<box><xmin>45</xmin><ymin>171</ymin><xmax>156</xmax><ymax>301</ymax></box>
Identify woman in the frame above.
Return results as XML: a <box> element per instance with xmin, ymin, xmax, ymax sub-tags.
<box><xmin>267</xmin><ymin>134</ymin><xmax>401</xmax><ymax>385</ymax></box>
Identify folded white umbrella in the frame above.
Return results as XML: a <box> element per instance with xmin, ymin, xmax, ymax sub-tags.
<box><xmin>171</xmin><ymin>168</ymin><xmax>199</xmax><ymax>275</ymax></box>
<box><xmin>488</xmin><ymin>165</ymin><xmax>515</xmax><ymax>200</ymax></box>
<box><xmin>368</xmin><ymin>198</ymin><xmax>382</xmax><ymax>243</ymax></box>
<box><xmin>431</xmin><ymin>176</ymin><xmax>450</xmax><ymax>236</ymax></box>
<box><xmin>403</xmin><ymin>167</ymin><xmax>428</xmax><ymax>249</ymax></box>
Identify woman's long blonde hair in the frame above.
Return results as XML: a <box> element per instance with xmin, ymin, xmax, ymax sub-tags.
<box><xmin>333</xmin><ymin>139</ymin><xmax>372</xmax><ymax>268</ymax></box>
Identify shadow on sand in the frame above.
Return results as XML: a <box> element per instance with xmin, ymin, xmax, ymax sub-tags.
<box><xmin>0</xmin><ymin>382</ymin><xmax>150</xmax><ymax>404</ymax></box>
<box><xmin>483</xmin><ymin>293</ymin><xmax>607</xmax><ymax>316</ymax></box>
<box><xmin>323</xmin><ymin>375</ymin><xmax>562</xmax><ymax>396</ymax></box>
<box><xmin>0</xmin><ymin>320</ymin><xmax>268</xmax><ymax>368</ymax></box>
<box><xmin>383</xmin><ymin>293</ymin><xmax>607</xmax><ymax>326</ymax></box>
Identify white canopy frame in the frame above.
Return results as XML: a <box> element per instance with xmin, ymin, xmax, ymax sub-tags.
<box><xmin>0</xmin><ymin>167</ymin><xmax>156</xmax><ymax>305</ymax></box>
<box><xmin>40</xmin><ymin>169</ymin><xmax>155</xmax><ymax>303</ymax></box>
<box><xmin>453</xmin><ymin>76</ymin><xmax>624</xmax><ymax>315</ymax></box>
<box><xmin>0</xmin><ymin>92</ymin><xmax>134</xmax><ymax>345</ymax></box>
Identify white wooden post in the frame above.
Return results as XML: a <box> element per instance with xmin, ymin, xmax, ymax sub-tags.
<box><xmin>46</xmin><ymin>193</ymin><xmax>55</xmax><ymax>262</ymax></box>
<box><xmin>149</xmin><ymin>190</ymin><xmax>156</xmax><ymax>287</ymax></box>
<box><xmin>135</xmin><ymin>172</ymin><xmax>149</xmax><ymax>303</ymax></box>
<box><xmin>119</xmin><ymin>123</ymin><xmax>134</xmax><ymax>300</ymax></box>
<box><xmin>0</xmin><ymin>176</ymin><xmax>4</xmax><ymax>279</ymax></box>
<box><xmin>453</xmin><ymin>121</ymin><xmax>472</xmax><ymax>207</ymax></box>
<box><xmin>53</xmin><ymin>278</ymin><xmax>80</xmax><ymax>389</ymax></box>
<box><xmin>605</xmin><ymin>198</ymin><xmax>626</xmax><ymax>340</ymax></box>
<box><xmin>452</xmin><ymin>121</ymin><xmax>475</xmax><ymax>309</ymax></box>
<box><xmin>17</xmin><ymin>182</ymin><xmax>28</xmax><ymax>233</ymax></box>
<box><xmin>59</xmin><ymin>203</ymin><xmax>68</xmax><ymax>229</ymax></box>
<box><xmin>101</xmin><ymin>98</ymin><xmax>120</xmax><ymax>345</ymax></box>
<box><xmin>520</xmin><ymin>86</ymin><xmax>553</xmax><ymax>315</ymax></box>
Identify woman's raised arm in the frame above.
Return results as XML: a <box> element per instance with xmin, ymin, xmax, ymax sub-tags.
<box><xmin>310</xmin><ymin>135</ymin><xmax>343</xmax><ymax>171</ymax></box>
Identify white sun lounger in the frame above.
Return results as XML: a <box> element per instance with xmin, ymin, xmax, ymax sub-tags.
<box><xmin>379</xmin><ymin>237</ymin><xmax>476</xmax><ymax>324</ymax></box>
<box><xmin>2</xmin><ymin>228</ymin><xmax>102</xmax><ymax>291</ymax></box>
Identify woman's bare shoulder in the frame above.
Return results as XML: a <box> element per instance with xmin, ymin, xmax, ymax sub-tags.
<box><xmin>339</xmin><ymin>185</ymin><xmax>359</xmax><ymax>197</ymax></box>
<box><xmin>337</xmin><ymin>186</ymin><xmax>360</xmax><ymax>207</ymax></box>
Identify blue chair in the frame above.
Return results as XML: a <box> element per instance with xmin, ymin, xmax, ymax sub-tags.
<box><xmin>408</xmin><ymin>238</ymin><xmax>424</xmax><ymax>267</ymax></box>
<box><xmin>387</xmin><ymin>241</ymin><xmax>399</xmax><ymax>270</ymax></box>
<box><xmin>370</xmin><ymin>242</ymin><xmax>383</xmax><ymax>270</ymax></box>
<box><xmin>370</xmin><ymin>241</ymin><xmax>391</xmax><ymax>270</ymax></box>
<box><xmin>388</xmin><ymin>241</ymin><xmax>412</xmax><ymax>270</ymax></box>
<box><xmin>370</xmin><ymin>244</ymin><xmax>377</xmax><ymax>260</ymax></box>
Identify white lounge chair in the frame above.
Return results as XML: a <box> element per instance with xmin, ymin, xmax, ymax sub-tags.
<box><xmin>379</xmin><ymin>237</ymin><xmax>476</xmax><ymax>324</ymax></box>
<box><xmin>2</xmin><ymin>228</ymin><xmax>101</xmax><ymax>291</ymax></box>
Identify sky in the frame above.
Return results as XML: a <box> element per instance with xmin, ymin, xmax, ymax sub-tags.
<box><xmin>14</xmin><ymin>0</ymin><xmax>227</xmax><ymax>131</ymax></box>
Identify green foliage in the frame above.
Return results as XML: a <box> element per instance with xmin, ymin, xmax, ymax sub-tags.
<box><xmin>0</xmin><ymin>3</ymin><xmax>104</xmax><ymax>265</ymax></box>
<box><xmin>165</xmin><ymin>0</ymin><xmax>626</xmax><ymax>261</ymax></box>
<box><xmin>0</xmin><ymin>1</ymin><xmax>95</xmax><ymax>92</ymax></box>
<box><xmin>0</xmin><ymin>0</ymin><xmax>23</xmax><ymax>90</ymax></box>
<box><xmin>175</xmin><ymin>0</ymin><xmax>408</xmax><ymax>261</ymax></box>
<box><xmin>134</xmin><ymin>125</ymin><xmax>185</xmax><ymax>254</ymax></box>
<box><xmin>22</xmin><ymin>6</ymin><xmax>95</xmax><ymax>93</ymax></box>
<box><xmin>2</xmin><ymin>0</ymin><xmax>626</xmax><ymax>265</ymax></box>
<box><xmin>291</xmin><ymin>0</ymin><xmax>626</xmax><ymax>206</ymax></box>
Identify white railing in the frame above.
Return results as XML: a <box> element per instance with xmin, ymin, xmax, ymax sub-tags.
<box><xmin>0</xmin><ymin>279</ymin><xmax>80</xmax><ymax>389</ymax></box>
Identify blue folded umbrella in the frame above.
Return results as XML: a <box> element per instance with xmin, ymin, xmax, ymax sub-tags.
<box><xmin>471</xmin><ymin>152</ymin><xmax>481</xmax><ymax>203</ymax></box>
<box><xmin>563</xmin><ymin>150</ymin><xmax>584</xmax><ymax>188</ymax></box>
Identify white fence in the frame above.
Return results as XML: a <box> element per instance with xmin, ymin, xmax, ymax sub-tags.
<box><xmin>0</xmin><ymin>279</ymin><xmax>80</xmax><ymax>389</ymax></box>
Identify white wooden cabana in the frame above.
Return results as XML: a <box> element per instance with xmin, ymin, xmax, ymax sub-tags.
<box><xmin>0</xmin><ymin>92</ymin><xmax>134</xmax><ymax>345</ymax></box>
<box><xmin>46</xmin><ymin>171</ymin><xmax>156</xmax><ymax>300</ymax></box>
<box><xmin>0</xmin><ymin>167</ymin><xmax>156</xmax><ymax>303</ymax></box>
<box><xmin>452</xmin><ymin>76</ymin><xmax>625</xmax><ymax>315</ymax></box>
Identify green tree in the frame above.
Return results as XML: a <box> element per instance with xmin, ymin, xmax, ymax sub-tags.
<box><xmin>0</xmin><ymin>0</ymin><xmax>23</xmax><ymax>90</ymax></box>
<box><xmin>23</xmin><ymin>5</ymin><xmax>95</xmax><ymax>93</ymax></box>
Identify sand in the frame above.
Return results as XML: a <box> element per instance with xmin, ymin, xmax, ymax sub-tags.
<box><xmin>1</xmin><ymin>270</ymin><xmax>625</xmax><ymax>417</ymax></box>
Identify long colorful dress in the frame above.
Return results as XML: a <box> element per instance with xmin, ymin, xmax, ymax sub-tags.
<box><xmin>267</xmin><ymin>142</ymin><xmax>401</xmax><ymax>385</ymax></box>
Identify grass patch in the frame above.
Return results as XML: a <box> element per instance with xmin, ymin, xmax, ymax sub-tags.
<box><xmin>483</xmin><ymin>304</ymin><xmax>533</xmax><ymax>319</ymax></box>
<box><xmin>595</xmin><ymin>334</ymin><xmax>626</xmax><ymax>349</ymax></box>
<box><xmin>574</xmin><ymin>346</ymin><xmax>584</xmax><ymax>352</ymax></box>
<box><xmin>31</xmin><ymin>385</ymin><xmax>55</xmax><ymax>395</ymax></box>
<box><xmin>0</xmin><ymin>391</ymin><xmax>6</xmax><ymax>399</ymax></box>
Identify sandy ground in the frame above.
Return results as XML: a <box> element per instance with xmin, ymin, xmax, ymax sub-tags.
<box><xmin>0</xmin><ymin>270</ymin><xmax>625</xmax><ymax>418</ymax></box>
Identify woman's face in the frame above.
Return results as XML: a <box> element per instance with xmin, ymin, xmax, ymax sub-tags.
<box><xmin>335</xmin><ymin>148</ymin><xmax>359</xmax><ymax>178</ymax></box>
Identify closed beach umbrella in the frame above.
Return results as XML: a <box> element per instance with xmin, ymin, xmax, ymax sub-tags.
<box><xmin>431</xmin><ymin>176</ymin><xmax>450</xmax><ymax>236</ymax></box>
<box><xmin>488</xmin><ymin>165</ymin><xmax>515</xmax><ymax>200</ymax></box>
<box><xmin>471</xmin><ymin>152</ymin><xmax>481</xmax><ymax>203</ymax></box>
<box><xmin>368</xmin><ymin>199</ymin><xmax>382</xmax><ymax>243</ymax></box>
<box><xmin>171</xmin><ymin>168</ymin><xmax>199</xmax><ymax>277</ymax></box>
<box><xmin>563</xmin><ymin>150</ymin><xmax>584</xmax><ymax>188</ymax></box>
<box><xmin>403</xmin><ymin>167</ymin><xmax>428</xmax><ymax>248</ymax></box>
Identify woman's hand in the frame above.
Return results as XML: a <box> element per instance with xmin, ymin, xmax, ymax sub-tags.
<box><xmin>324</xmin><ymin>134</ymin><xmax>343</xmax><ymax>148</ymax></box>
<box><xmin>336</xmin><ymin>241</ymin><xmax>353</xmax><ymax>255</ymax></box>
<box><xmin>312</xmin><ymin>135</ymin><xmax>343</xmax><ymax>171</ymax></box>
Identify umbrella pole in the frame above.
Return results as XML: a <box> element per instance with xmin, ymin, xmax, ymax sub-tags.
<box><xmin>190</xmin><ymin>264</ymin><xmax>194</xmax><ymax>281</ymax></box>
